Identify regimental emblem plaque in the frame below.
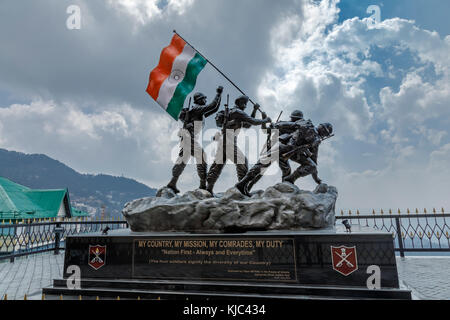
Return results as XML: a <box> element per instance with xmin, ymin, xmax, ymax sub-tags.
<box><xmin>88</xmin><ymin>245</ymin><xmax>106</xmax><ymax>270</ymax></box>
<box><xmin>330</xmin><ymin>245</ymin><xmax>358</xmax><ymax>276</ymax></box>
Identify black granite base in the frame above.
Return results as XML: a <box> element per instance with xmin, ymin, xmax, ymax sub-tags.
<box><xmin>44</xmin><ymin>226</ymin><xmax>411</xmax><ymax>300</ymax></box>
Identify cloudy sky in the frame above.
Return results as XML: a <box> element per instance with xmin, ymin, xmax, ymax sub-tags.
<box><xmin>0</xmin><ymin>0</ymin><xmax>449</xmax><ymax>211</ymax></box>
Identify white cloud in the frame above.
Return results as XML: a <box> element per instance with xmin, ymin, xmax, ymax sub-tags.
<box><xmin>107</xmin><ymin>0</ymin><xmax>195</xmax><ymax>24</ymax></box>
<box><xmin>0</xmin><ymin>0</ymin><xmax>449</xmax><ymax>210</ymax></box>
<box><xmin>0</xmin><ymin>100</ymin><xmax>180</xmax><ymax>187</ymax></box>
<box><xmin>0</xmin><ymin>0</ymin><xmax>305</xmax><ymax>194</ymax></box>
<box><xmin>258</xmin><ymin>1</ymin><xmax>450</xmax><ymax>141</ymax></box>
<box><xmin>255</xmin><ymin>0</ymin><xmax>450</xmax><ymax>210</ymax></box>
<box><xmin>429</xmin><ymin>143</ymin><xmax>450</xmax><ymax>173</ymax></box>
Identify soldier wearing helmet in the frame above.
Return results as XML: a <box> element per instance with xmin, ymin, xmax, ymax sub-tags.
<box><xmin>317</xmin><ymin>123</ymin><xmax>333</xmax><ymax>138</ymax></box>
<box><xmin>193</xmin><ymin>92</ymin><xmax>207</xmax><ymax>105</ymax></box>
<box><xmin>166</xmin><ymin>86</ymin><xmax>223</xmax><ymax>194</ymax></box>
<box><xmin>236</xmin><ymin>120</ymin><xmax>333</xmax><ymax>196</ymax></box>
<box><xmin>206</xmin><ymin>96</ymin><xmax>271</xmax><ymax>194</ymax></box>
<box><xmin>283</xmin><ymin>122</ymin><xmax>333</xmax><ymax>185</ymax></box>
<box><xmin>245</xmin><ymin>109</ymin><xmax>306</xmax><ymax>192</ymax></box>
<box><xmin>290</xmin><ymin>110</ymin><xmax>304</xmax><ymax>121</ymax></box>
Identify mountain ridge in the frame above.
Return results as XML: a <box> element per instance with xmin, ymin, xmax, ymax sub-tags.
<box><xmin>0</xmin><ymin>148</ymin><xmax>157</xmax><ymax>218</ymax></box>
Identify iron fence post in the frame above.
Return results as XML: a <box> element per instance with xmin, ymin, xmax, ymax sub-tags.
<box><xmin>394</xmin><ymin>216</ymin><xmax>405</xmax><ymax>257</ymax></box>
<box><xmin>54</xmin><ymin>222</ymin><xmax>62</xmax><ymax>255</ymax></box>
<box><xmin>10</xmin><ymin>225</ymin><xmax>17</xmax><ymax>263</ymax></box>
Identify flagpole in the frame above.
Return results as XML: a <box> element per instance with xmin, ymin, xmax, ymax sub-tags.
<box><xmin>173</xmin><ymin>30</ymin><xmax>261</xmax><ymax>112</ymax></box>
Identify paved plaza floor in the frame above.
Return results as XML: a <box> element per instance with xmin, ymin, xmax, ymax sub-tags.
<box><xmin>396</xmin><ymin>256</ymin><xmax>450</xmax><ymax>300</ymax></box>
<box><xmin>0</xmin><ymin>252</ymin><xmax>64</xmax><ymax>300</ymax></box>
<box><xmin>0</xmin><ymin>252</ymin><xmax>449</xmax><ymax>300</ymax></box>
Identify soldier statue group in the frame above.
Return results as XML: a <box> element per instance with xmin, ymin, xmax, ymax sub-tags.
<box><xmin>166</xmin><ymin>86</ymin><xmax>334</xmax><ymax>196</ymax></box>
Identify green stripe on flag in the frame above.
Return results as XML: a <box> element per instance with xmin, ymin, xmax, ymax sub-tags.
<box><xmin>166</xmin><ymin>53</ymin><xmax>207</xmax><ymax>120</ymax></box>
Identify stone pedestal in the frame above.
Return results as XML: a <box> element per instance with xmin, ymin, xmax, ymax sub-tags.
<box><xmin>43</xmin><ymin>226</ymin><xmax>411</xmax><ymax>300</ymax></box>
<box><xmin>123</xmin><ymin>183</ymin><xmax>338</xmax><ymax>233</ymax></box>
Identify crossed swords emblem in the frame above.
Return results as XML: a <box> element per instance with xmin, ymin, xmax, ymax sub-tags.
<box><xmin>90</xmin><ymin>248</ymin><xmax>104</xmax><ymax>264</ymax></box>
<box><xmin>335</xmin><ymin>248</ymin><xmax>354</xmax><ymax>268</ymax></box>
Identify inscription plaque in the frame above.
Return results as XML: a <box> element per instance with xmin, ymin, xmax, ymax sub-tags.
<box><xmin>51</xmin><ymin>228</ymin><xmax>411</xmax><ymax>299</ymax></box>
<box><xmin>132</xmin><ymin>238</ymin><xmax>297</xmax><ymax>282</ymax></box>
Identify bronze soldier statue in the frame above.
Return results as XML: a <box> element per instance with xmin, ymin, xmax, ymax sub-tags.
<box><xmin>235</xmin><ymin>121</ymin><xmax>333</xmax><ymax>196</ymax></box>
<box><xmin>206</xmin><ymin>95</ymin><xmax>271</xmax><ymax>194</ymax></box>
<box><xmin>246</xmin><ymin>109</ymin><xmax>305</xmax><ymax>191</ymax></box>
<box><xmin>283</xmin><ymin>122</ymin><xmax>333</xmax><ymax>184</ymax></box>
<box><xmin>166</xmin><ymin>86</ymin><xmax>223</xmax><ymax>193</ymax></box>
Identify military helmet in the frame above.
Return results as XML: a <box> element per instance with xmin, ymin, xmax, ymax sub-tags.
<box><xmin>193</xmin><ymin>92</ymin><xmax>207</xmax><ymax>104</ymax></box>
<box><xmin>290</xmin><ymin>110</ymin><xmax>304</xmax><ymax>120</ymax></box>
<box><xmin>318</xmin><ymin>123</ymin><xmax>333</xmax><ymax>137</ymax></box>
<box><xmin>235</xmin><ymin>95</ymin><xmax>249</xmax><ymax>107</ymax></box>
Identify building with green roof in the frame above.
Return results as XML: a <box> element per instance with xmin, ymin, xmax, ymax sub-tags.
<box><xmin>0</xmin><ymin>177</ymin><xmax>89</xmax><ymax>222</ymax></box>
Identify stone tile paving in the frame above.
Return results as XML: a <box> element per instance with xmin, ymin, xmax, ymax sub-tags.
<box><xmin>0</xmin><ymin>252</ymin><xmax>64</xmax><ymax>300</ymax></box>
<box><xmin>396</xmin><ymin>256</ymin><xmax>450</xmax><ymax>300</ymax></box>
<box><xmin>1</xmin><ymin>253</ymin><xmax>450</xmax><ymax>300</ymax></box>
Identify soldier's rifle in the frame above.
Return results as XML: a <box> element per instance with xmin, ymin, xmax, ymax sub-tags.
<box><xmin>275</xmin><ymin>111</ymin><xmax>283</xmax><ymax>123</ymax></box>
<box><xmin>182</xmin><ymin>97</ymin><xmax>193</xmax><ymax>134</ymax></box>
<box><xmin>222</xmin><ymin>94</ymin><xmax>229</xmax><ymax>134</ymax></box>
<box><xmin>186</xmin><ymin>96</ymin><xmax>192</xmax><ymax>120</ymax></box>
<box><xmin>257</xmin><ymin>111</ymin><xmax>283</xmax><ymax>156</ymax></box>
<box><xmin>265</xmin><ymin>111</ymin><xmax>283</xmax><ymax>152</ymax></box>
<box><xmin>281</xmin><ymin>134</ymin><xmax>335</xmax><ymax>159</ymax></box>
<box><xmin>222</xmin><ymin>94</ymin><xmax>230</xmax><ymax>163</ymax></box>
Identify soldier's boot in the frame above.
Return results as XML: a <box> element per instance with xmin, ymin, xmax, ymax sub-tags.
<box><xmin>235</xmin><ymin>165</ymin><xmax>261</xmax><ymax>196</ymax></box>
<box><xmin>206</xmin><ymin>163</ymin><xmax>225</xmax><ymax>194</ymax></box>
<box><xmin>197</xmin><ymin>163</ymin><xmax>207</xmax><ymax>190</ymax></box>
<box><xmin>247</xmin><ymin>162</ymin><xmax>290</xmax><ymax>192</ymax></box>
<box><xmin>166</xmin><ymin>163</ymin><xmax>186</xmax><ymax>194</ymax></box>
<box><xmin>282</xmin><ymin>166</ymin><xmax>309</xmax><ymax>184</ymax></box>
<box><xmin>236</xmin><ymin>162</ymin><xmax>248</xmax><ymax>181</ymax></box>
<box><xmin>246</xmin><ymin>174</ymin><xmax>262</xmax><ymax>193</ymax></box>
<box><xmin>235</xmin><ymin>176</ymin><xmax>252</xmax><ymax>197</ymax></box>
<box><xmin>311</xmin><ymin>171</ymin><xmax>322</xmax><ymax>185</ymax></box>
<box><xmin>199</xmin><ymin>179</ymin><xmax>207</xmax><ymax>190</ymax></box>
<box><xmin>279</xmin><ymin>158</ymin><xmax>292</xmax><ymax>181</ymax></box>
<box><xmin>167</xmin><ymin>176</ymin><xmax>180</xmax><ymax>194</ymax></box>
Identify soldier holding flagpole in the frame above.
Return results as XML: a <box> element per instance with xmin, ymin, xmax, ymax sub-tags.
<box><xmin>146</xmin><ymin>31</ymin><xmax>271</xmax><ymax>193</ymax></box>
<box><xmin>166</xmin><ymin>86</ymin><xmax>223</xmax><ymax>193</ymax></box>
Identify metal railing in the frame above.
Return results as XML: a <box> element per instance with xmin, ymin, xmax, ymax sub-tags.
<box><xmin>336</xmin><ymin>208</ymin><xmax>450</xmax><ymax>257</ymax></box>
<box><xmin>0</xmin><ymin>218</ymin><xmax>128</xmax><ymax>262</ymax></box>
<box><xmin>1</xmin><ymin>208</ymin><xmax>449</xmax><ymax>262</ymax></box>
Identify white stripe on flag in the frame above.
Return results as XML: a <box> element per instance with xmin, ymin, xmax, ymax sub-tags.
<box><xmin>156</xmin><ymin>44</ymin><xmax>196</xmax><ymax>110</ymax></box>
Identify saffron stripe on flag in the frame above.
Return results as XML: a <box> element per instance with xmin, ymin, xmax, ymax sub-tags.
<box><xmin>166</xmin><ymin>53</ymin><xmax>207</xmax><ymax>120</ymax></box>
<box><xmin>147</xmin><ymin>34</ymin><xmax>186</xmax><ymax>101</ymax></box>
<box><xmin>156</xmin><ymin>44</ymin><xmax>196</xmax><ymax>110</ymax></box>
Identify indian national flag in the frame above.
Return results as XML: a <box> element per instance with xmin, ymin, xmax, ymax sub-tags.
<box><xmin>146</xmin><ymin>34</ymin><xmax>207</xmax><ymax>120</ymax></box>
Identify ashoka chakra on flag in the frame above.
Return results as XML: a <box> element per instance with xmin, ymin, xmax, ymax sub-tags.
<box><xmin>146</xmin><ymin>34</ymin><xmax>207</xmax><ymax>120</ymax></box>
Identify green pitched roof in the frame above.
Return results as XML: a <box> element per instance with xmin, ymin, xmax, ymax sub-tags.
<box><xmin>0</xmin><ymin>177</ymin><xmax>89</xmax><ymax>220</ymax></box>
<box><xmin>71</xmin><ymin>207</ymin><xmax>90</xmax><ymax>217</ymax></box>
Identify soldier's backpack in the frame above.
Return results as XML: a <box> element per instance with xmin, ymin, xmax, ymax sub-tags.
<box><xmin>296</xmin><ymin>119</ymin><xmax>315</xmax><ymax>135</ymax></box>
<box><xmin>279</xmin><ymin>133</ymin><xmax>291</xmax><ymax>144</ymax></box>
<box><xmin>291</xmin><ymin>119</ymin><xmax>316</xmax><ymax>145</ymax></box>
<box><xmin>179</xmin><ymin>107</ymin><xmax>190</xmax><ymax>123</ymax></box>
<box><xmin>215</xmin><ymin>110</ymin><xmax>225</xmax><ymax>128</ymax></box>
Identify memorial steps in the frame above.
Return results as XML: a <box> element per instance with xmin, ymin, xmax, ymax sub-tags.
<box><xmin>43</xmin><ymin>278</ymin><xmax>412</xmax><ymax>300</ymax></box>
